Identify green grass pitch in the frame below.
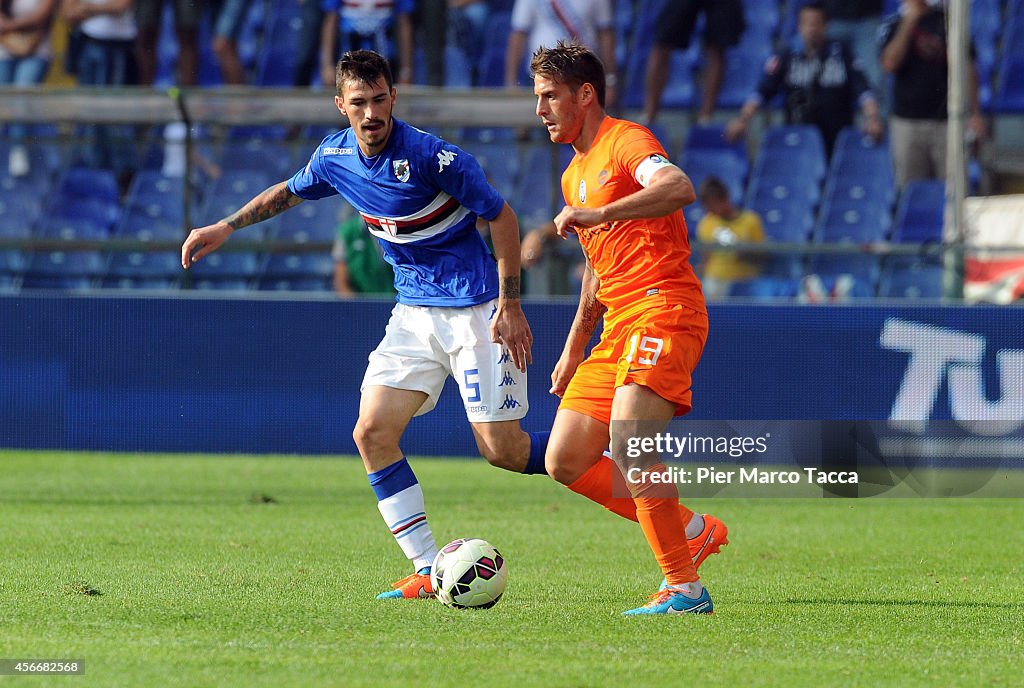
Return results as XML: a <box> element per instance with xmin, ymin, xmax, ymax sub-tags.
<box><xmin>1</xmin><ymin>450</ymin><xmax>1021</xmax><ymax>687</ymax></box>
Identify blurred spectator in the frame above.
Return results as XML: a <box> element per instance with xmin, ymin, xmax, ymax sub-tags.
<box><xmin>134</xmin><ymin>0</ymin><xmax>201</xmax><ymax>86</ymax></box>
<box><xmin>726</xmin><ymin>1</ymin><xmax>883</xmax><ymax>157</ymax></box>
<box><xmin>333</xmin><ymin>210</ymin><xmax>395</xmax><ymax>296</ymax></box>
<box><xmin>63</xmin><ymin>0</ymin><xmax>138</xmax><ymax>174</ymax></box>
<box><xmin>643</xmin><ymin>0</ymin><xmax>745</xmax><ymax>125</ymax></box>
<box><xmin>209</xmin><ymin>0</ymin><xmax>249</xmax><ymax>85</ymax></box>
<box><xmin>504</xmin><ymin>0</ymin><xmax>616</xmax><ymax>108</ymax></box>
<box><xmin>318</xmin><ymin>0</ymin><xmax>414</xmax><ymax>88</ymax></box>
<box><xmin>823</xmin><ymin>0</ymin><xmax>883</xmax><ymax>101</ymax></box>
<box><xmin>293</xmin><ymin>0</ymin><xmax>323</xmax><ymax>86</ymax></box>
<box><xmin>879</xmin><ymin>0</ymin><xmax>986</xmax><ymax>187</ymax></box>
<box><xmin>694</xmin><ymin>176</ymin><xmax>765</xmax><ymax>300</ymax></box>
<box><xmin>0</xmin><ymin>0</ymin><xmax>58</xmax><ymax>177</ymax></box>
<box><xmin>448</xmin><ymin>0</ymin><xmax>486</xmax><ymax>85</ymax></box>
<box><xmin>415</xmin><ymin>0</ymin><xmax>444</xmax><ymax>86</ymax></box>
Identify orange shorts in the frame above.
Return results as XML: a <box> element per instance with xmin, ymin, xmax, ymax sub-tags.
<box><xmin>559</xmin><ymin>304</ymin><xmax>708</xmax><ymax>426</ymax></box>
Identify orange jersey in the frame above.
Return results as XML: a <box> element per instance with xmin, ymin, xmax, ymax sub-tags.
<box><xmin>560</xmin><ymin>117</ymin><xmax>705</xmax><ymax>318</ymax></box>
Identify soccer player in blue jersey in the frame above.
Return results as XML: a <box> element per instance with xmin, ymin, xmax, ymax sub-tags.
<box><xmin>181</xmin><ymin>50</ymin><xmax>550</xmax><ymax>600</ymax></box>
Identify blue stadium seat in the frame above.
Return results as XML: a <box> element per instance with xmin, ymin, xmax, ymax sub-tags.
<box><xmin>821</xmin><ymin>174</ymin><xmax>896</xmax><ymax>211</ymax></box>
<box><xmin>815</xmin><ymin>198</ymin><xmax>891</xmax><ymax>243</ymax></box>
<box><xmin>745</xmin><ymin>174</ymin><xmax>820</xmax><ymax>211</ymax></box>
<box><xmin>113</xmin><ymin>210</ymin><xmax>182</xmax><ymax>243</ymax></box>
<box><xmin>716</xmin><ymin>49</ymin><xmax>769</xmax><ymax>109</ymax></box>
<box><xmin>756</xmin><ymin>125</ymin><xmax>827</xmax><ymax>182</ymax></box>
<box><xmin>23</xmin><ymin>250</ymin><xmax>106</xmax><ymax>290</ymax></box>
<box><xmin>104</xmin><ymin>250</ymin><xmax>181</xmax><ymax>290</ymax></box>
<box><xmin>893</xmin><ymin>180</ymin><xmax>945</xmax><ymax>243</ymax></box>
<box><xmin>683</xmin><ymin>123</ymin><xmax>748</xmax><ymax>161</ymax></box>
<box><xmin>259</xmin><ymin>253</ymin><xmax>333</xmax><ymax>292</ymax></box>
<box><xmin>189</xmin><ymin>251</ymin><xmax>261</xmax><ymax>281</ymax></box>
<box><xmin>750</xmin><ymin>197</ymin><xmax>815</xmax><ymax>242</ymax></box>
<box><xmin>460</xmin><ymin>140</ymin><xmax>520</xmax><ymax>200</ymax></box>
<box><xmin>262</xmin><ymin>253</ymin><xmax>333</xmax><ymax>279</ymax></box>
<box><xmin>56</xmin><ymin>167</ymin><xmax>120</xmax><ymax>204</ymax></box>
<box><xmin>107</xmin><ymin>250</ymin><xmax>181</xmax><ymax>279</ymax></box>
<box><xmin>125</xmin><ymin>170</ymin><xmax>187</xmax><ymax>221</ymax></box>
<box><xmin>0</xmin><ymin>196</ymin><xmax>40</xmax><ymax>236</ymax></box>
<box><xmin>832</xmin><ymin>126</ymin><xmax>889</xmax><ymax>160</ymax></box>
<box><xmin>200</xmin><ymin>171</ymin><xmax>274</xmax><ymax>243</ymax></box>
<box><xmin>218</xmin><ymin>138</ymin><xmax>295</xmax><ymax>180</ymax></box>
<box><xmin>680</xmin><ymin>149</ymin><xmax>748</xmax><ymax>204</ymax></box>
<box><xmin>828</xmin><ymin>146</ymin><xmax>895</xmax><ymax>187</ymax></box>
<box><xmin>512</xmin><ymin>144</ymin><xmax>567</xmax><ymax>228</ymax></box>
<box><xmin>0</xmin><ymin>215</ymin><xmax>32</xmax><ymax>239</ymax></box>
<box><xmin>48</xmin><ymin>197</ymin><xmax>121</xmax><ymax>230</ymax></box>
<box><xmin>0</xmin><ymin>249</ymin><xmax>27</xmax><ymax>278</ymax></box>
<box><xmin>994</xmin><ymin>54</ymin><xmax>1024</xmax><ymax>113</ymax></box>
<box><xmin>879</xmin><ymin>257</ymin><xmax>945</xmax><ymax>299</ymax></box>
<box><xmin>273</xmin><ymin>197</ymin><xmax>346</xmax><ymax>244</ymax></box>
<box><xmin>34</xmin><ymin>216</ymin><xmax>110</xmax><ymax>241</ymax></box>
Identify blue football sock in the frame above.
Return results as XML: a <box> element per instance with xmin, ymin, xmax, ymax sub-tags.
<box><xmin>523</xmin><ymin>431</ymin><xmax>550</xmax><ymax>475</ymax></box>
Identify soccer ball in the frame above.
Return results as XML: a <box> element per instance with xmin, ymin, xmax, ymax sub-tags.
<box><xmin>431</xmin><ymin>538</ymin><xmax>508</xmax><ymax>609</ymax></box>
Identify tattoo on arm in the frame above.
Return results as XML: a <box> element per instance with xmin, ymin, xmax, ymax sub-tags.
<box><xmin>570</xmin><ymin>263</ymin><xmax>605</xmax><ymax>339</ymax></box>
<box><xmin>500</xmin><ymin>276</ymin><xmax>521</xmax><ymax>300</ymax></box>
<box><xmin>223</xmin><ymin>183</ymin><xmax>301</xmax><ymax>230</ymax></box>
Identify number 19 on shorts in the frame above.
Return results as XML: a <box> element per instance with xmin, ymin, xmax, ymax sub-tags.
<box><xmin>625</xmin><ymin>336</ymin><xmax>663</xmax><ymax>366</ymax></box>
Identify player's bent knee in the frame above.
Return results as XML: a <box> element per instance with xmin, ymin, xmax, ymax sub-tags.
<box><xmin>545</xmin><ymin>455</ymin><xmax>579</xmax><ymax>485</ymax></box>
<box><xmin>352</xmin><ymin>416</ymin><xmax>400</xmax><ymax>457</ymax></box>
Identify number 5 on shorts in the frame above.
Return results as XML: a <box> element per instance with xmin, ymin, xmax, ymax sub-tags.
<box><xmin>625</xmin><ymin>335</ymin><xmax>664</xmax><ymax>366</ymax></box>
<box><xmin>464</xmin><ymin>368</ymin><xmax>481</xmax><ymax>402</ymax></box>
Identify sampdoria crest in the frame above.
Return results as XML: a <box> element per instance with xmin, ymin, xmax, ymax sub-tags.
<box><xmin>393</xmin><ymin>159</ymin><xmax>411</xmax><ymax>182</ymax></box>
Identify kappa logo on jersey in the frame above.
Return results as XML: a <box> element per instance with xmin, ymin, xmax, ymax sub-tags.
<box><xmin>498</xmin><ymin>372</ymin><xmax>516</xmax><ymax>387</ymax></box>
<box><xmin>393</xmin><ymin>159</ymin><xmax>411</xmax><ymax>182</ymax></box>
<box><xmin>498</xmin><ymin>394</ymin><xmax>521</xmax><ymax>410</ymax></box>
<box><xmin>437</xmin><ymin>149</ymin><xmax>458</xmax><ymax>172</ymax></box>
<box><xmin>498</xmin><ymin>350</ymin><xmax>512</xmax><ymax>364</ymax></box>
<box><xmin>578</xmin><ymin>179</ymin><xmax>587</xmax><ymax>203</ymax></box>
<box><xmin>323</xmin><ymin>147</ymin><xmax>354</xmax><ymax>155</ymax></box>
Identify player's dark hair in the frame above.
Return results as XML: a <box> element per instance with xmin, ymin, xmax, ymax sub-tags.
<box><xmin>529</xmin><ymin>40</ymin><xmax>606</xmax><ymax>108</ymax></box>
<box><xmin>698</xmin><ymin>176</ymin><xmax>730</xmax><ymax>202</ymax></box>
<box><xmin>336</xmin><ymin>49</ymin><xmax>394</xmax><ymax>97</ymax></box>
<box><xmin>800</xmin><ymin>1</ymin><xmax>828</xmax><ymax>20</ymax></box>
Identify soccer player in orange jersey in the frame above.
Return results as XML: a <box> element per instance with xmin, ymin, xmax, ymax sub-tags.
<box><xmin>530</xmin><ymin>41</ymin><xmax>726</xmax><ymax>614</ymax></box>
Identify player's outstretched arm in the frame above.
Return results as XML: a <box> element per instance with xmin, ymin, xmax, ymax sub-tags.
<box><xmin>488</xmin><ymin>201</ymin><xmax>533</xmax><ymax>373</ymax></box>
<box><xmin>181</xmin><ymin>181</ymin><xmax>303</xmax><ymax>268</ymax></box>
<box><xmin>551</xmin><ymin>257</ymin><xmax>603</xmax><ymax>397</ymax></box>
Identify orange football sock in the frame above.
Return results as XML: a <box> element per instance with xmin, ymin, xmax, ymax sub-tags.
<box><xmin>633</xmin><ymin>464</ymin><xmax>698</xmax><ymax>586</ymax></box>
<box><xmin>566</xmin><ymin>454</ymin><xmax>638</xmax><ymax>521</ymax></box>
<box><xmin>566</xmin><ymin>455</ymin><xmax>696</xmax><ymax>529</ymax></box>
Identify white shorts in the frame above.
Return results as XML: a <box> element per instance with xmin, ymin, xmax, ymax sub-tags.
<box><xmin>361</xmin><ymin>301</ymin><xmax>529</xmax><ymax>423</ymax></box>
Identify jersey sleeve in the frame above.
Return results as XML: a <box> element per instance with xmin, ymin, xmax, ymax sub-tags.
<box><xmin>424</xmin><ymin>140</ymin><xmax>506</xmax><ymax>221</ymax></box>
<box><xmin>612</xmin><ymin>125</ymin><xmax>673</xmax><ymax>188</ymax></box>
<box><xmin>287</xmin><ymin>147</ymin><xmax>339</xmax><ymax>201</ymax></box>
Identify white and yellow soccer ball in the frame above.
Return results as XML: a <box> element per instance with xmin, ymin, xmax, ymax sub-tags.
<box><xmin>431</xmin><ymin>538</ymin><xmax>508</xmax><ymax>609</ymax></box>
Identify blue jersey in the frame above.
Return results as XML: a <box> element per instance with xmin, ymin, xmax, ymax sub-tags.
<box><xmin>287</xmin><ymin>119</ymin><xmax>505</xmax><ymax>307</ymax></box>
